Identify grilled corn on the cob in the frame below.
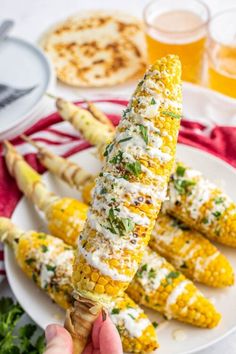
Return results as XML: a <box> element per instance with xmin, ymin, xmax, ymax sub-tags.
<box><xmin>68</xmin><ymin>55</ymin><xmax>182</xmax><ymax>351</ymax></box>
<box><xmin>164</xmin><ymin>161</ymin><xmax>236</xmax><ymax>247</ymax></box>
<box><xmin>4</xmin><ymin>141</ymin><xmax>88</xmax><ymax>247</ymax></box>
<box><xmin>150</xmin><ymin>213</ymin><xmax>234</xmax><ymax>287</ymax></box>
<box><xmin>0</xmin><ymin>217</ymin><xmax>158</xmax><ymax>353</ymax></box>
<box><xmin>72</xmin><ymin>55</ymin><xmax>182</xmax><ymax>304</ymax></box>
<box><xmin>127</xmin><ymin>248</ymin><xmax>220</xmax><ymax>328</ymax></box>
<box><xmin>0</xmin><ymin>218</ymin><xmax>221</xmax><ymax>329</ymax></box>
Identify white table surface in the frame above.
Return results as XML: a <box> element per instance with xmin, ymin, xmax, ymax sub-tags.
<box><xmin>1</xmin><ymin>0</ymin><xmax>236</xmax><ymax>353</ymax></box>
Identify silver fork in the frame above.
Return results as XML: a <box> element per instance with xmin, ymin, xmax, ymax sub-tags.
<box><xmin>0</xmin><ymin>83</ymin><xmax>37</xmax><ymax>109</ymax></box>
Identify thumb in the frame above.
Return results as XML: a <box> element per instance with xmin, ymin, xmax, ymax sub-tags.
<box><xmin>44</xmin><ymin>324</ymin><xmax>73</xmax><ymax>354</ymax></box>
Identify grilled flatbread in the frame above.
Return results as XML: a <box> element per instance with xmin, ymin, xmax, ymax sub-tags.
<box><xmin>41</xmin><ymin>10</ymin><xmax>147</xmax><ymax>87</ymax></box>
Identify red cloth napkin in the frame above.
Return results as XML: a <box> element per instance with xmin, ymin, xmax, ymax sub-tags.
<box><xmin>1</xmin><ymin>98</ymin><xmax>236</xmax><ymax>281</ymax></box>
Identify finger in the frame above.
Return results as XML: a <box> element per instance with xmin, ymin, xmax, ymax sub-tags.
<box><xmin>82</xmin><ymin>342</ymin><xmax>93</xmax><ymax>354</ymax></box>
<box><xmin>44</xmin><ymin>324</ymin><xmax>73</xmax><ymax>354</ymax></box>
<box><xmin>99</xmin><ymin>316</ymin><xmax>123</xmax><ymax>354</ymax></box>
<box><xmin>92</xmin><ymin>312</ymin><xmax>104</xmax><ymax>349</ymax></box>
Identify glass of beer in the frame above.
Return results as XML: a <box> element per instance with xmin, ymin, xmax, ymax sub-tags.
<box><xmin>143</xmin><ymin>0</ymin><xmax>209</xmax><ymax>84</ymax></box>
<box><xmin>207</xmin><ymin>10</ymin><xmax>236</xmax><ymax>98</ymax></box>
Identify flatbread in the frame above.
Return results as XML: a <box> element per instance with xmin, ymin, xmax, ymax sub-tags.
<box><xmin>41</xmin><ymin>11</ymin><xmax>147</xmax><ymax>87</ymax></box>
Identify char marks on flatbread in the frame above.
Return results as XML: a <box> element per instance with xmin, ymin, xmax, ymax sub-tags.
<box><xmin>41</xmin><ymin>11</ymin><xmax>147</xmax><ymax>87</ymax></box>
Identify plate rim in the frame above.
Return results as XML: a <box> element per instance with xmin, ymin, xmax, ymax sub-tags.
<box><xmin>5</xmin><ymin>143</ymin><xmax>236</xmax><ymax>354</ymax></box>
<box><xmin>0</xmin><ymin>36</ymin><xmax>54</xmax><ymax>138</ymax></box>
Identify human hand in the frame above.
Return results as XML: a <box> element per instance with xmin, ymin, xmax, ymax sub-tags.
<box><xmin>44</xmin><ymin>312</ymin><xmax>122</xmax><ymax>354</ymax></box>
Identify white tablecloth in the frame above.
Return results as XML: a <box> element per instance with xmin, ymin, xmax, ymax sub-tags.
<box><xmin>1</xmin><ymin>0</ymin><xmax>236</xmax><ymax>352</ymax></box>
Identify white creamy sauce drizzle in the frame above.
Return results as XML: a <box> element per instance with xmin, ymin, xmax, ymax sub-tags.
<box><xmin>137</xmin><ymin>251</ymin><xmax>169</xmax><ymax>293</ymax></box>
<box><xmin>194</xmin><ymin>252</ymin><xmax>220</xmax><ymax>274</ymax></box>
<box><xmin>110</xmin><ymin>307</ymin><xmax>150</xmax><ymax>338</ymax></box>
<box><xmin>37</xmin><ymin>244</ymin><xmax>74</xmax><ymax>288</ymax></box>
<box><xmin>188</xmin><ymin>179</ymin><xmax>215</xmax><ymax>219</ymax></box>
<box><xmin>165</xmin><ymin>280</ymin><xmax>190</xmax><ymax>317</ymax></box>
<box><xmin>87</xmin><ymin>211</ymin><xmax>137</xmax><ymax>251</ymax></box>
<box><xmin>40</xmin><ymin>265</ymin><xmax>54</xmax><ymax>288</ymax></box>
<box><xmin>153</xmin><ymin>224</ymin><xmax>183</xmax><ymax>245</ymax></box>
<box><xmin>78</xmin><ymin>244</ymin><xmax>134</xmax><ymax>282</ymax></box>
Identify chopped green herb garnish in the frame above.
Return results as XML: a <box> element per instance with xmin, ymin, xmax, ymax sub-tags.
<box><xmin>111</xmin><ymin>308</ymin><xmax>120</xmax><ymax>315</ymax></box>
<box><xmin>41</xmin><ymin>245</ymin><xmax>48</xmax><ymax>253</ymax></box>
<box><xmin>32</xmin><ymin>273</ymin><xmax>37</xmax><ymax>283</ymax></box>
<box><xmin>100</xmin><ymin>187</ymin><xmax>108</xmax><ymax>194</ymax></box>
<box><xmin>162</xmin><ymin>111</ymin><xmax>181</xmax><ymax>119</ymax></box>
<box><xmin>103</xmin><ymin>142</ymin><xmax>114</xmax><ymax>157</ymax></box>
<box><xmin>122</xmin><ymin>107</ymin><xmax>132</xmax><ymax>117</ymax></box>
<box><xmin>37</xmin><ymin>233</ymin><xmax>46</xmax><ymax>240</ymax></box>
<box><xmin>106</xmin><ymin>208</ymin><xmax>135</xmax><ymax>237</ymax></box>
<box><xmin>118</xmin><ymin>137</ymin><xmax>132</xmax><ymax>144</ymax></box>
<box><xmin>202</xmin><ymin>217</ymin><xmax>209</xmax><ymax>224</ymax></box>
<box><xmin>151</xmin><ymin>98</ymin><xmax>156</xmax><ymax>105</ymax></box>
<box><xmin>148</xmin><ymin>268</ymin><xmax>156</xmax><ymax>279</ymax></box>
<box><xmin>164</xmin><ymin>271</ymin><xmax>180</xmax><ymax>286</ymax></box>
<box><xmin>152</xmin><ymin>321</ymin><xmax>159</xmax><ymax>328</ymax></box>
<box><xmin>46</xmin><ymin>265</ymin><xmax>56</xmax><ymax>272</ymax></box>
<box><xmin>215</xmin><ymin>197</ymin><xmax>224</xmax><ymax>204</ymax></box>
<box><xmin>125</xmin><ymin>161</ymin><xmax>142</xmax><ymax>177</ymax></box>
<box><xmin>25</xmin><ymin>258</ymin><xmax>35</xmax><ymax>266</ymax></box>
<box><xmin>145</xmin><ymin>295</ymin><xmax>150</xmax><ymax>303</ymax></box>
<box><xmin>136</xmin><ymin>264</ymin><xmax>148</xmax><ymax>278</ymax></box>
<box><xmin>128</xmin><ymin>313</ymin><xmax>136</xmax><ymax>320</ymax></box>
<box><xmin>174</xmin><ymin>179</ymin><xmax>196</xmax><ymax>195</ymax></box>
<box><xmin>139</xmin><ymin>124</ymin><xmax>148</xmax><ymax>144</ymax></box>
<box><xmin>176</xmin><ymin>165</ymin><xmax>186</xmax><ymax>177</ymax></box>
<box><xmin>109</xmin><ymin>150</ymin><xmax>123</xmax><ymax>165</ymax></box>
<box><xmin>213</xmin><ymin>211</ymin><xmax>221</xmax><ymax>218</ymax></box>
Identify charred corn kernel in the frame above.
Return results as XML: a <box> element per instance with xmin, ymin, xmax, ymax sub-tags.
<box><xmin>73</xmin><ymin>55</ymin><xmax>182</xmax><ymax>303</ymax></box>
<box><xmin>81</xmin><ymin>178</ymin><xmax>234</xmax><ymax>288</ymax></box>
<box><xmin>4</xmin><ymin>141</ymin><xmax>88</xmax><ymax>246</ymax></box>
<box><xmin>150</xmin><ymin>213</ymin><xmax>234</xmax><ymax>287</ymax></box>
<box><xmin>127</xmin><ymin>248</ymin><xmax>221</xmax><ymax>328</ymax></box>
<box><xmin>0</xmin><ymin>217</ymin><xmax>158</xmax><ymax>353</ymax></box>
<box><xmin>56</xmin><ymin>98</ymin><xmax>112</xmax><ymax>147</ymax></box>
<box><xmin>22</xmin><ymin>135</ymin><xmax>94</xmax><ymax>191</ymax></box>
<box><xmin>164</xmin><ymin>161</ymin><xmax>236</xmax><ymax>247</ymax></box>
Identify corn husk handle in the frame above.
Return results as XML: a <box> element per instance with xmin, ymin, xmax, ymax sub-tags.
<box><xmin>64</xmin><ymin>296</ymin><xmax>102</xmax><ymax>354</ymax></box>
<box><xmin>87</xmin><ymin>101</ymin><xmax>115</xmax><ymax>131</ymax></box>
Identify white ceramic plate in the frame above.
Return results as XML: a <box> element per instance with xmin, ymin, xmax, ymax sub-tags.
<box><xmin>0</xmin><ymin>36</ymin><xmax>53</xmax><ymax>140</ymax></box>
<box><xmin>5</xmin><ymin>144</ymin><xmax>236</xmax><ymax>354</ymax></box>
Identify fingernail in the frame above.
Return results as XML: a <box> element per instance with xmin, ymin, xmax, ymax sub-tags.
<box><xmin>45</xmin><ymin>324</ymin><xmax>57</xmax><ymax>342</ymax></box>
<box><xmin>102</xmin><ymin>309</ymin><xmax>107</xmax><ymax>321</ymax></box>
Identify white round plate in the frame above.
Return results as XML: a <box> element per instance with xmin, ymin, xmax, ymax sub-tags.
<box><xmin>5</xmin><ymin>144</ymin><xmax>236</xmax><ymax>354</ymax></box>
<box><xmin>0</xmin><ymin>36</ymin><xmax>53</xmax><ymax>140</ymax></box>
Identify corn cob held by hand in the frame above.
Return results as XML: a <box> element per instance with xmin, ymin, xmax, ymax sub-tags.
<box><xmin>164</xmin><ymin>161</ymin><xmax>236</xmax><ymax>247</ymax></box>
<box><xmin>67</xmin><ymin>55</ymin><xmax>182</xmax><ymax>351</ymax></box>
<box><xmin>0</xmin><ymin>217</ymin><xmax>221</xmax><ymax>329</ymax></box>
<box><xmin>4</xmin><ymin>141</ymin><xmax>88</xmax><ymax>247</ymax></box>
<box><xmin>0</xmin><ymin>217</ymin><xmax>158</xmax><ymax>353</ymax></box>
